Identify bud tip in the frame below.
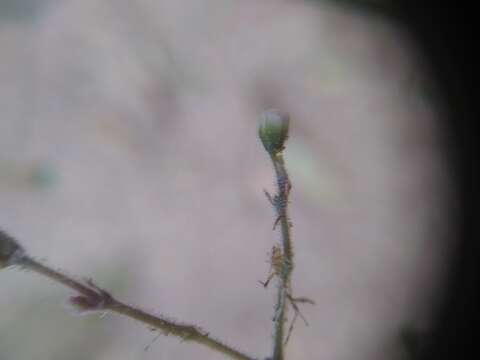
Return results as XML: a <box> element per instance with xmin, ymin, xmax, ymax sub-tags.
<box><xmin>258</xmin><ymin>109</ymin><xmax>290</xmax><ymax>155</ymax></box>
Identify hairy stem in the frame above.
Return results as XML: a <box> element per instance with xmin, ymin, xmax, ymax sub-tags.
<box><xmin>16</xmin><ymin>255</ymin><xmax>255</xmax><ymax>360</ymax></box>
<box><xmin>19</xmin><ymin>256</ymin><xmax>100</xmax><ymax>298</ymax></box>
<box><xmin>270</xmin><ymin>153</ymin><xmax>294</xmax><ymax>360</ymax></box>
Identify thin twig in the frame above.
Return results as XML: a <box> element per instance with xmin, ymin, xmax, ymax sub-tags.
<box><xmin>13</xmin><ymin>255</ymin><xmax>255</xmax><ymax>360</ymax></box>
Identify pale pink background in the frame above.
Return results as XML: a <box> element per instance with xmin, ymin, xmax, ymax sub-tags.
<box><xmin>1</xmin><ymin>1</ymin><xmax>452</xmax><ymax>359</ymax></box>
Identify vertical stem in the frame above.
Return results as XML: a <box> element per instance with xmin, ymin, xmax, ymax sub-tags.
<box><xmin>270</xmin><ymin>153</ymin><xmax>294</xmax><ymax>360</ymax></box>
<box><xmin>272</xmin><ymin>155</ymin><xmax>294</xmax><ymax>262</ymax></box>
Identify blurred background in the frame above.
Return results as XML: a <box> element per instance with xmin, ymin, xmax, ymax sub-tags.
<box><xmin>0</xmin><ymin>1</ymin><xmax>453</xmax><ymax>359</ymax></box>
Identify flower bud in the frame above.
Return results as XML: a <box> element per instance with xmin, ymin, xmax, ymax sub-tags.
<box><xmin>259</xmin><ymin>109</ymin><xmax>290</xmax><ymax>156</ymax></box>
<box><xmin>0</xmin><ymin>229</ymin><xmax>24</xmax><ymax>268</ymax></box>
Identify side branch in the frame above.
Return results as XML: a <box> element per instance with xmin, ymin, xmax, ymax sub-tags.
<box><xmin>5</xmin><ymin>252</ymin><xmax>255</xmax><ymax>360</ymax></box>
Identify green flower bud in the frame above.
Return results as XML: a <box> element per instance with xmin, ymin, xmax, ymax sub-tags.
<box><xmin>0</xmin><ymin>229</ymin><xmax>24</xmax><ymax>268</ymax></box>
<box><xmin>259</xmin><ymin>109</ymin><xmax>290</xmax><ymax>156</ymax></box>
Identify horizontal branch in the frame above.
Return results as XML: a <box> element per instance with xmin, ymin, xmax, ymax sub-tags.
<box><xmin>0</xmin><ymin>230</ymin><xmax>255</xmax><ymax>360</ymax></box>
<box><xmin>18</xmin><ymin>256</ymin><xmax>254</xmax><ymax>360</ymax></box>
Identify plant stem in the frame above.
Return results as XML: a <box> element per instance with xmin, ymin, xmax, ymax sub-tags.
<box><xmin>19</xmin><ymin>256</ymin><xmax>100</xmax><ymax>298</ymax></box>
<box><xmin>270</xmin><ymin>153</ymin><xmax>294</xmax><ymax>360</ymax></box>
<box><xmin>16</xmin><ymin>255</ymin><xmax>255</xmax><ymax>360</ymax></box>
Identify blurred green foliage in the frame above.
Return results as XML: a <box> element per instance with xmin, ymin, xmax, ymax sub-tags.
<box><xmin>399</xmin><ymin>325</ymin><xmax>431</xmax><ymax>360</ymax></box>
<box><xmin>0</xmin><ymin>0</ymin><xmax>53</xmax><ymax>21</ymax></box>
